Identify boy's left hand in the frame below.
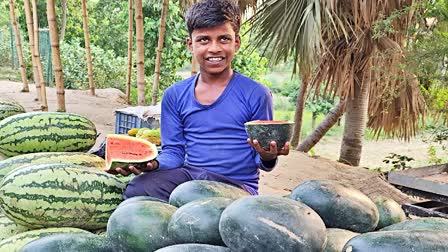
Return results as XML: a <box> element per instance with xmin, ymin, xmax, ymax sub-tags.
<box><xmin>247</xmin><ymin>138</ymin><xmax>290</xmax><ymax>161</ymax></box>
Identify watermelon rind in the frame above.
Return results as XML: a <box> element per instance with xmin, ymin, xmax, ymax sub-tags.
<box><xmin>244</xmin><ymin>120</ymin><xmax>294</xmax><ymax>150</ymax></box>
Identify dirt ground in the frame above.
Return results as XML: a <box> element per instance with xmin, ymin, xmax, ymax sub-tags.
<box><xmin>0</xmin><ymin>80</ymin><xmax>412</xmax><ymax>204</ymax></box>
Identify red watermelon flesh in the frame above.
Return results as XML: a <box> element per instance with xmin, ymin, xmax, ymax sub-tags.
<box><xmin>105</xmin><ymin>134</ymin><xmax>158</xmax><ymax>171</ymax></box>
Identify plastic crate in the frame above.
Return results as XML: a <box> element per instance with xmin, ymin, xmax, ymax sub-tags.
<box><xmin>115</xmin><ymin>111</ymin><xmax>159</xmax><ymax>134</ymax></box>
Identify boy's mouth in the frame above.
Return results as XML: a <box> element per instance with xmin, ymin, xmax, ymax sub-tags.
<box><xmin>206</xmin><ymin>57</ymin><xmax>225</xmax><ymax>62</ymax></box>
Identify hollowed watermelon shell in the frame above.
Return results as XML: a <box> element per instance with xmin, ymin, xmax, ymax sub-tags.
<box><xmin>244</xmin><ymin>120</ymin><xmax>294</xmax><ymax>150</ymax></box>
<box><xmin>105</xmin><ymin>134</ymin><xmax>158</xmax><ymax>171</ymax></box>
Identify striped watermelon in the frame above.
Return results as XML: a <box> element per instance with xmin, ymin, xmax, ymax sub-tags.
<box><xmin>0</xmin><ymin>101</ymin><xmax>25</xmax><ymax>121</ymax></box>
<box><xmin>0</xmin><ymin>163</ymin><xmax>125</xmax><ymax>230</ymax></box>
<box><xmin>0</xmin><ymin>112</ymin><xmax>97</xmax><ymax>157</ymax></box>
<box><xmin>0</xmin><ymin>227</ymin><xmax>90</xmax><ymax>252</ymax></box>
<box><xmin>0</xmin><ymin>213</ymin><xmax>30</xmax><ymax>241</ymax></box>
<box><xmin>0</xmin><ymin>152</ymin><xmax>106</xmax><ymax>181</ymax></box>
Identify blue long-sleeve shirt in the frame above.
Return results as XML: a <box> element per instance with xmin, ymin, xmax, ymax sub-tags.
<box><xmin>156</xmin><ymin>72</ymin><xmax>276</xmax><ymax>193</ymax></box>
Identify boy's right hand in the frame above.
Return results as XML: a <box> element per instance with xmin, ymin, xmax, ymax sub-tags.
<box><xmin>111</xmin><ymin>160</ymin><xmax>159</xmax><ymax>176</ymax></box>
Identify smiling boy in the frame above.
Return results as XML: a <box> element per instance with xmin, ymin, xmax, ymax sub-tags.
<box><xmin>117</xmin><ymin>0</ymin><xmax>290</xmax><ymax>201</ymax></box>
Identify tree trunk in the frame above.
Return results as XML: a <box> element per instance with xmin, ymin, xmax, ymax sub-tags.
<box><xmin>59</xmin><ymin>0</ymin><xmax>67</xmax><ymax>42</ymax></box>
<box><xmin>311</xmin><ymin>112</ymin><xmax>317</xmax><ymax>129</ymax></box>
<box><xmin>297</xmin><ymin>101</ymin><xmax>346</xmax><ymax>153</ymax></box>
<box><xmin>47</xmin><ymin>0</ymin><xmax>66</xmax><ymax>112</ymax></box>
<box><xmin>135</xmin><ymin>0</ymin><xmax>145</xmax><ymax>105</ymax></box>
<box><xmin>339</xmin><ymin>78</ymin><xmax>370</xmax><ymax>166</ymax></box>
<box><xmin>23</xmin><ymin>0</ymin><xmax>40</xmax><ymax>101</ymax></box>
<box><xmin>191</xmin><ymin>56</ymin><xmax>198</xmax><ymax>76</ymax></box>
<box><xmin>151</xmin><ymin>0</ymin><xmax>169</xmax><ymax>106</ymax></box>
<box><xmin>126</xmin><ymin>0</ymin><xmax>133</xmax><ymax>105</ymax></box>
<box><xmin>9</xmin><ymin>0</ymin><xmax>29</xmax><ymax>92</ymax></box>
<box><xmin>290</xmin><ymin>77</ymin><xmax>309</xmax><ymax>148</ymax></box>
<box><xmin>32</xmin><ymin>0</ymin><xmax>48</xmax><ymax>111</ymax></box>
<box><xmin>81</xmin><ymin>0</ymin><xmax>95</xmax><ymax>96</ymax></box>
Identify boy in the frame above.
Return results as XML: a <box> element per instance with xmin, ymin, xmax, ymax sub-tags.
<box><xmin>116</xmin><ymin>0</ymin><xmax>290</xmax><ymax>201</ymax></box>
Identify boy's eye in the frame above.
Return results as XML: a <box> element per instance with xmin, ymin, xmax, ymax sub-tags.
<box><xmin>220</xmin><ymin>37</ymin><xmax>230</xmax><ymax>42</ymax></box>
<box><xmin>198</xmin><ymin>37</ymin><xmax>208</xmax><ymax>42</ymax></box>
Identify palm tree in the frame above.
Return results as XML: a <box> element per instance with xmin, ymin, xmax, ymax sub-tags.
<box><xmin>135</xmin><ymin>0</ymin><xmax>145</xmax><ymax>105</ymax></box>
<box><xmin>81</xmin><ymin>0</ymin><xmax>95</xmax><ymax>96</ymax></box>
<box><xmin>9</xmin><ymin>0</ymin><xmax>29</xmax><ymax>92</ymax></box>
<box><xmin>250</xmin><ymin>0</ymin><xmax>426</xmax><ymax>166</ymax></box>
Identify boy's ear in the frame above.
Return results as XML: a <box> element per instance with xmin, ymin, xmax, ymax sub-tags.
<box><xmin>186</xmin><ymin>37</ymin><xmax>193</xmax><ymax>52</ymax></box>
<box><xmin>235</xmin><ymin>34</ymin><xmax>241</xmax><ymax>51</ymax></box>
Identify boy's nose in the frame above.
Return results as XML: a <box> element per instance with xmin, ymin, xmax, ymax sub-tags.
<box><xmin>208</xmin><ymin>41</ymin><xmax>222</xmax><ymax>52</ymax></box>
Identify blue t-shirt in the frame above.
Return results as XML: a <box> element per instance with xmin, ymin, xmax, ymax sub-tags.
<box><xmin>156</xmin><ymin>72</ymin><xmax>276</xmax><ymax>193</ymax></box>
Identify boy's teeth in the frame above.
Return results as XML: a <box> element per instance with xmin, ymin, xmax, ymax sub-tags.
<box><xmin>208</xmin><ymin>57</ymin><xmax>223</xmax><ymax>61</ymax></box>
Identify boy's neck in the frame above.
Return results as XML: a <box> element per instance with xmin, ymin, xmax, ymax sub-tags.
<box><xmin>198</xmin><ymin>68</ymin><xmax>234</xmax><ymax>87</ymax></box>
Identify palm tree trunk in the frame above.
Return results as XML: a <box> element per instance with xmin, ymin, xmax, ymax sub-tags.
<box><xmin>23</xmin><ymin>0</ymin><xmax>40</xmax><ymax>101</ymax></box>
<box><xmin>47</xmin><ymin>0</ymin><xmax>66</xmax><ymax>112</ymax></box>
<box><xmin>151</xmin><ymin>0</ymin><xmax>169</xmax><ymax>106</ymax></box>
<box><xmin>339</xmin><ymin>78</ymin><xmax>370</xmax><ymax>166</ymax></box>
<box><xmin>32</xmin><ymin>0</ymin><xmax>48</xmax><ymax>111</ymax></box>
<box><xmin>81</xmin><ymin>0</ymin><xmax>95</xmax><ymax>96</ymax></box>
<box><xmin>9</xmin><ymin>0</ymin><xmax>29</xmax><ymax>92</ymax></box>
<box><xmin>290</xmin><ymin>77</ymin><xmax>309</xmax><ymax>148</ymax></box>
<box><xmin>59</xmin><ymin>0</ymin><xmax>67</xmax><ymax>42</ymax></box>
<box><xmin>191</xmin><ymin>56</ymin><xmax>198</xmax><ymax>76</ymax></box>
<box><xmin>297</xmin><ymin>100</ymin><xmax>346</xmax><ymax>152</ymax></box>
<box><xmin>126</xmin><ymin>0</ymin><xmax>133</xmax><ymax>105</ymax></box>
<box><xmin>135</xmin><ymin>0</ymin><xmax>145</xmax><ymax>105</ymax></box>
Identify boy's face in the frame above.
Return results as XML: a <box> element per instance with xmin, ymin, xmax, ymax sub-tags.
<box><xmin>187</xmin><ymin>22</ymin><xmax>241</xmax><ymax>76</ymax></box>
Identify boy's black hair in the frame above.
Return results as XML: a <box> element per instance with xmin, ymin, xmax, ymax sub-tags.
<box><xmin>185</xmin><ymin>0</ymin><xmax>241</xmax><ymax>36</ymax></box>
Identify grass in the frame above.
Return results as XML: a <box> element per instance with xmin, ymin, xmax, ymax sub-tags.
<box><xmin>0</xmin><ymin>66</ymin><xmax>21</xmax><ymax>82</ymax></box>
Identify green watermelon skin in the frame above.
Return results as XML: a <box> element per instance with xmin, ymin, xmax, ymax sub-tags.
<box><xmin>169</xmin><ymin>180</ymin><xmax>249</xmax><ymax>207</ymax></box>
<box><xmin>155</xmin><ymin>244</ymin><xmax>231</xmax><ymax>252</ymax></box>
<box><xmin>380</xmin><ymin>217</ymin><xmax>448</xmax><ymax>231</ymax></box>
<box><xmin>323</xmin><ymin>228</ymin><xmax>359</xmax><ymax>252</ymax></box>
<box><xmin>374</xmin><ymin>196</ymin><xmax>406</xmax><ymax>229</ymax></box>
<box><xmin>219</xmin><ymin>196</ymin><xmax>327</xmax><ymax>252</ymax></box>
<box><xmin>0</xmin><ymin>213</ymin><xmax>31</xmax><ymax>241</ymax></box>
<box><xmin>118</xmin><ymin>195</ymin><xmax>165</xmax><ymax>208</ymax></box>
<box><xmin>107</xmin><ymin>201</ymin><xmax>177</xmax><ymax>252</ymax></box>
<box><xmin>0</xmin><ymin>227</ymin><xmax>90</xmax><ymax>252</ymax></box>
<box><xmin>244</xmin><ymin>120</ymin><xmax>293</xmax><ymax>150</ymax></box>
<box><xmin>0</xmin><ymin>152</ymin><xmax>106</xmax><ymax>181</ymax></box>
<box><xmin>0</xmin><ymin>163</ymin><xmax>124</xmax><ymax>230</ymax></box>
<box><xmin>168</xmin><ymin>197</ymin><xmax>233</xmax><ymax>245</ymax></box>
<box><xmin>18</xmin><ymin>233</ymin><xmax>114</xmax><ymax>252</ymax></box>
<box><xmin>0</xmin><ymin>102</ymin><xmax>25</xmax><ymax>121</ymax></box>
<box><xmin>342</xmin><ymin>230</ymin><xmax>448</xmax><ymax>252</ymax></box>
<box><xmin>290</xmin><ymin>180</ymin><xmax>379</xmax><ymax>233</ymax></box>
<box><xmin>0</xmin><ymin>112</ymin><xmax>97</xmax><ymax>157</ymax></box>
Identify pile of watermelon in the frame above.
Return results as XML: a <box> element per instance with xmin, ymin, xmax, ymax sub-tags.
<box><xmin>0</xmin><ymin>102</ymin><xmax>448</xmax><ymax>251</ymax></box>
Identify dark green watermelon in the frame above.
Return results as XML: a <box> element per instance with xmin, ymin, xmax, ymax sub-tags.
<box><xmin>244</xmin><ymin>120</ymin><xmax>293</xmax><ymax>150</ymax></box>
<box><xmin>380</xmin><ymin>217</ymin><xmax>448</xmax><ymax>231</ymax></box>
<box><xmin>18</xmin><ymin>233</ymin><xmax>114</xmax><ymax>252</ymax></box>
<box><xmin>106</xmin><ymin>201</ymin><xmax>177</xmax><ymax>252</ymax></box>
<box><xmin>290</xmin><ymin>180</ymin><xmax>379</xmax><ymax>233</ymax></box>
<box><xmin>342</xmin><ymin>230</ymin><xmax>448</xmax><ymax>252</ymax></box>
<box><xmin>118</xmin><ymin>195</ymin><xmax>165</xmax><ymax>208</ymax></box>
<box><xmin>219</xmin><ymin>196</ymin><xmax>327</xmax><ymax>252</ymax></box>
<box><xmin>168</xmin><ymin>197</ymin><xmax>233</xmax><ymax>245</ymax></box>
<box><xmin>323</xmin><ymin>228</ymin><xmax>358</xmax><ymax>252</ymax></box>
<box><xmin>374</xmin><ymin>196</ymin><xmax>406</xmax><ymax>229</ymax></box>
<box><xmin>155</xmin><ymin>244</ymin><xmax>230</xmax><ymax>252</ymax></box>
<box><xmin>168</xmin><ymin>180</ymin><xmax>249</xmax><ymax>207</ymax></box>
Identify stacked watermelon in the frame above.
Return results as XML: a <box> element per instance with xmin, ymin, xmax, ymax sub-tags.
<box><xmin>0</xmin><ymin>100</ymin><xmax>26</xmax><ymax>121</ymax></box>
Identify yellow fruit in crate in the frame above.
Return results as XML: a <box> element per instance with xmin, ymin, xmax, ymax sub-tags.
<box><xmin>127</xmin><ymin>128</ymin><xmax>140</xmax><ymax>136</ymax></box>
<box><xmin>136</xmin><ymin>128</ymin><xmax>151</xmax><ymax>138</ymax></box>
<box><xmin>139</xmin><ymin>136</ymin><xmax>161</xmax><ymax>146</ymax></box>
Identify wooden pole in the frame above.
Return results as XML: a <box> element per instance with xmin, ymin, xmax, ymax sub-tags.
<box><xmin>135</xmin><ymin>0</ymin><xmax>145</xmax><ymax>105</ymax></box>
<box><xmin>47</xmin><ymin>0</ymin><xmax>66</xmax><ymax>112</ymax></box>
<box><xmin>9</xmin><ymin>0</ymin><xmax>29</xmax><ymax>92</ymax></box>
<box><xmin>81</xmin><ymin>0</ymin><xmax>95</xmax><ymax>96</ymax></box>
<box><xmin>151</xmin><ymin>0</ymin><xmax>169</xmax><ymax>105</ymax></box>
<box><xmin>126</xmin><ymin>0</ymin><xmax>134</xmax><ymax>104</ymax></box>
<box><xmin>191</xmin><ymin>56</ymin><xmax>198</xmax><ymax>76</ymax></box>
<box><xmin>32</xmin><ymin>0</ymin><xmax>48</xmax><ymax>111</ymax></box>
<box><xmin>23</xmin><ymin>0</ymin><xmax>40</xmax><ymax>101</ymax></box>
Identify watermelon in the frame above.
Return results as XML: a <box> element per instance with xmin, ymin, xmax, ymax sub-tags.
<box><xmin>168</xmin><ymin>197</ymin><xmax>233</xmax><ymax>245</ymax></box>
<box><xmin>290</xmin><ymin>180</ymin><xmax>379</xmax><ymax>233</ymax></box>
<box><xmin>155</xmin><ymin>244</ymin><xmax>231</xmax><ymax>252</ymax></box>
<box><xmin>105</xmin><ymin>134</ymin><xmax>158</xmax><ymax>171</ymax></box>
<box><xmin>19</xmin><ymin>233</ymin><xmax>115</xmax><ymax>252</ymax></box>
<box><xmin>380</xmin><ymin>217</ymin><xmax>448</xmax><ymax>231</ymax></box>
<box><xmin>0</xmin><ymin>163</ymin><xmax>124</xmax><ymax>230</ymax></box>
<box><xmin>323</xmin><ymin>228</ymin><xmax>358</xmax><ymax>252</ymax></box>
<box><xmin>107</xmin><ymin>201</ymin><xmax>177</xmax><ymax>252</ymax></box>
<box><xmin>342</xmin><ymin>230</ymin><xmax>448</xmax><ymax>252</ymax></box>
<box><xmin>0</xmin><ymin>213</ymin><xmax>31</xmax><ymax>241</ymax></box>
<box><xmin>0</xmin><ymin>152</ymin><xmax>106</xmax><ymax>181</ymax></box>
<box><xmin>244</xmin><ymin>120</ymin><xmax>294</xmax><ymax>150</ymax></box>
<box><xmin>0</xmin><ymin>227</ymin><xmax>90</xmax><ymax>252</ymax></box>
<box><xmin>118</xmin><ymin>195</ymin><xmax>165</xmax><ymax>208</ymax></box>
<box><xmin>0</xmin><ymin>101</ymin><xmax>25</xmax><ymax>121</ymax></box>
<box><xmin>0</xmin><ymin>112</ymin><xmax>97</xmax><ymax>157</ymax></box>
<box><xmin>374</xmin><ymin>196</ymin><xmax>406</xmax><ymax>229</ymax></box>
<box><xmin>219</xmin><ymin>196</ymin><xmax>327</xmax><ymax>252</ymax></box>
<box><xmin>169</xmin><ymin>180</ymin><xmax>249</xmax><ymax>207</ymax></box>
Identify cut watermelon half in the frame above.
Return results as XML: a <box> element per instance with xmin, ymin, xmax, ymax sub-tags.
<box><xmin>105</xmin><ymin>134</ymin><xmax>158</xmax><ymax>172</ymax></box>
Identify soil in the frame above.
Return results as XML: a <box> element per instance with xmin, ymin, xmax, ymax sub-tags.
<box><xmin>0</xmin><ymin>80</ymin><xmax>412</xmax><ymax>204</ymax></box>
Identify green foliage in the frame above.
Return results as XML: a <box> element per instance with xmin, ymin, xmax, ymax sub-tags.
<box><xmin>0</xmin><ymin>28</ymin><xmax>11</xmax><ymax>66</ymax></box>
<box><xmin>382</xmin><ymin>153</ymin><xmax>415</xmax><ymax>171</ymax></box>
